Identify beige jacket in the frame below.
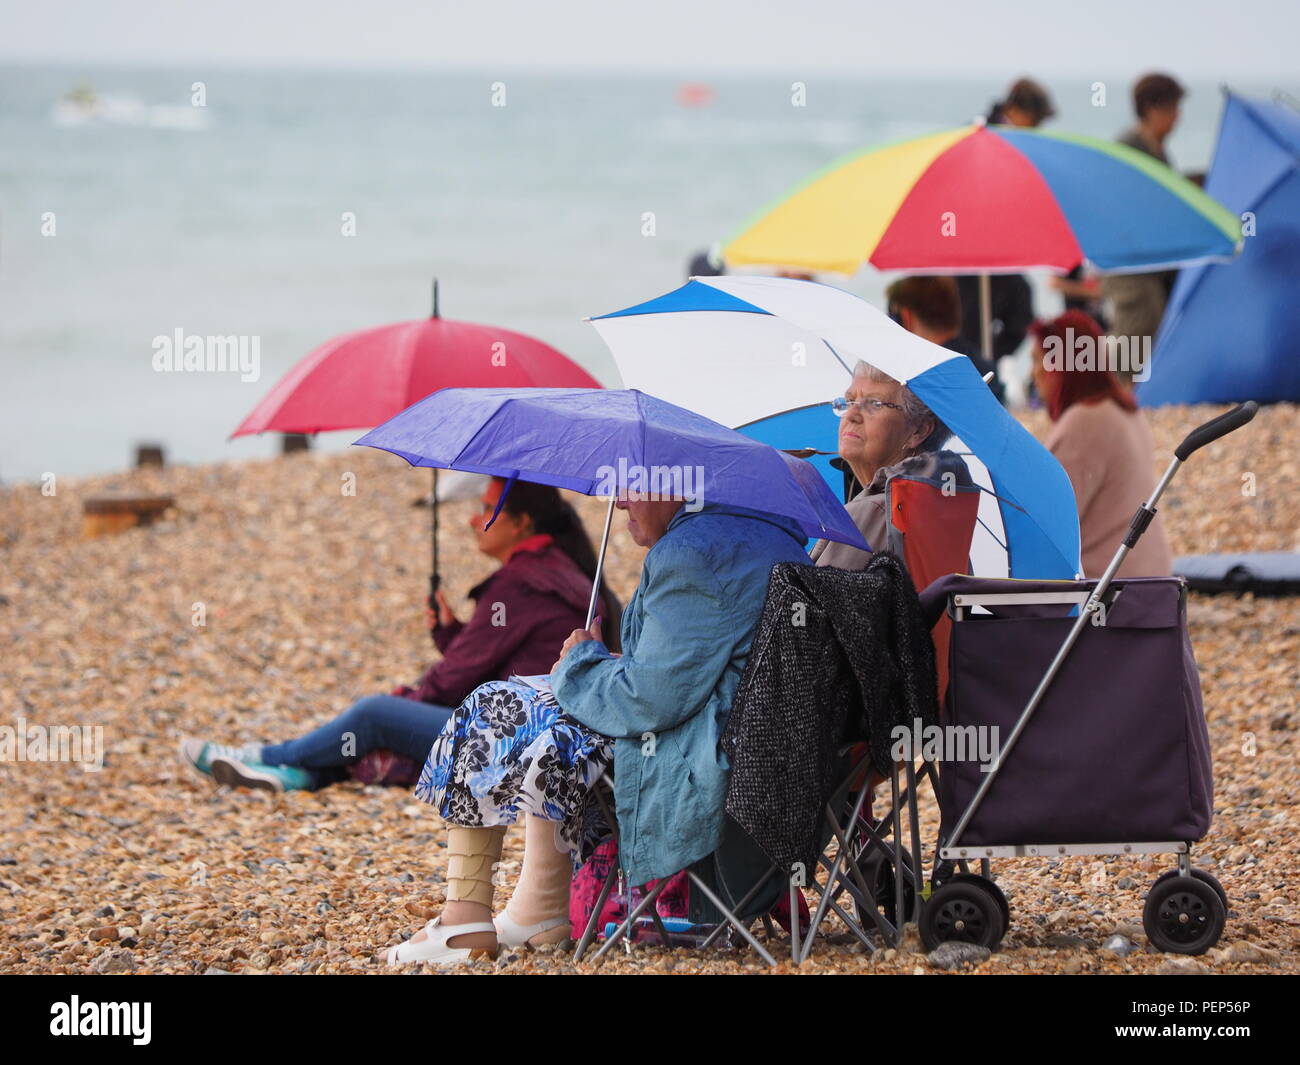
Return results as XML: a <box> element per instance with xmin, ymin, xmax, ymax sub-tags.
<box><xmin>1045</xmin><ymin>399</ymin><xmax>1173</xmax><ymax>578</ymax></box>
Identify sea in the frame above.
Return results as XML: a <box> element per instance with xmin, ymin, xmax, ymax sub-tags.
<box><xmin>2</xmin><ymin>64</ymin><xmax>1294</xmax><ymax>481</ymax></box>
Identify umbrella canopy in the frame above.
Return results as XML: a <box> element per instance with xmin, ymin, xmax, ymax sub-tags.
<box><xmin>1145</xmin><ymin>92</ymin><xmax>1300</xmax><ymax>406</ymax></box>
<box><xmin>738</xmin><ymin>403</ymin><xmax>844</xmax><ymax>496</ymax></box>
<box><xmin>723</xmin><ymin>122</ymin><xmax>1242</xmax><ymax>276</ymax></box>
<box><xmin>230</xmin><ymin>286</ymin><xmax>601</xmax><ymax>595</ymax></box>
<box><xmin>353</xmin><ymin>386</ymin><xmax>869</xmax><ymax>553</ymax></box>
<box><xmin>232</xmin><ymin>318</ymin><xmax>600</xmax><ymax>437</ymax></box>
<box><xmin>590</xmin><ymin>275</ymin><xmax>1081</xmax><ymax>580</ymax></box>
<box><xmin>736</xmin><ymin>402</ymin><xmax>1029</xmax><ymax>580</ymax></box>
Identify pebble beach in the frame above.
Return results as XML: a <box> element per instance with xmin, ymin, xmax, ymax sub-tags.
<box><xmin>1</xmin><ymin>403</ymin><xmax>1296</xmax><ymax>976</ymax></box>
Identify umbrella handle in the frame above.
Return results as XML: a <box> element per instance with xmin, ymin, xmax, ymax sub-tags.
<box><xmin>585</xmin><ymin>496</ymin><xmax>616</xmax><ymax>630</ymax></box>
<box><xmin>429</xmin><ymin>468</ymin><xmax>440</xmax><ymax>605</ymax></box>
<box><xmin>978</xmin><ymin>273</ymin><xmax>993</xmax><ymax>365</ymax></box>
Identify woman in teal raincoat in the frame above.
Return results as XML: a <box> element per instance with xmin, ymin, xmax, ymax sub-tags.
<box><xmin>379</xmin><ymin>495</ymin><xmax>810</xmax><ymax>966</ymax></box>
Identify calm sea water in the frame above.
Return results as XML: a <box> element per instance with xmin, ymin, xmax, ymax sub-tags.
<box><xmin>2</xmin><ymin>64</ymin><xmax>1291</xmax><ymax>481</ymax></box>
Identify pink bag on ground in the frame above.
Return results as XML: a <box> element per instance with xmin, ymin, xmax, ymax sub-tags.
<box><xmin>347</xmin><ymin>749</ymin><xmax>423</xmax><ymax>787</ymax></box>
<box><xmin>569</xmin><ymin>839</ymin><xmax>690</xmax><ymax>936</ymax></box>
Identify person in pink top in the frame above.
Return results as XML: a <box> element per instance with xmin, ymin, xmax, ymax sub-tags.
<box><xmin>1031</xmin><ymin>311</ymin><xmax>1173</xmax><ymax>579</ymax></box>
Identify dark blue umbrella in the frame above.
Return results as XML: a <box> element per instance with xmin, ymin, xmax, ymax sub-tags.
<box><xmin>1145</xmin><ymin>92</ymin><xmax>1300</xmax><ymax>405</ymax></box>
<box><xmin>354</xmin><ymin>387</ymin><xmax>868</xmax><ymax>622</ymax></box>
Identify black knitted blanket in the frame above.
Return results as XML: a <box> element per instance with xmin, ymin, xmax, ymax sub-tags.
<box><xmin>720</xmin><ymin>553</ymin><xmax>938</xmax><ymax>877</ymax></box>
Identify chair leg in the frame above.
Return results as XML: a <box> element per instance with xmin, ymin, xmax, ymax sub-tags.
<box><xmin>574</xmin><ymin>856</ymin><xmax>620</xmax><ymax>962</ymax></box>
<box><xmin>906</xmin><ymin>760</ymin><xmax>926</xmax><ymax>905</ymax></box>
<box><xmin>686</xmin><ymin>870</ymin><xmax>777</xmax><ymax>967</ymax></box>
<box><xmin>891</xmin><ymin>770</ymin><xmax>905</xmax><ymax>931</ymax></box>
<box><xmin>813</xmin><ymin>761</ymin><xmax>933</xmax><ymax>954</ymax></box>
<box><xmin>699</xmin><ymin>865</ymin><xmax>777</xmax><ymax>949</ymax></box>
<box><xmin>789</xmin><ymin>878</ymin><xmax>801</xmax><ymax>965</ymax></box>
<box><xmin>573</xmin><ymin>779</ymin><xmax>629</xmax><ymax>962</ymax></box>
<box><xmin>801</xmin><ymin>783</ymin><xmax>874</xmax><ymax>962</ymax></box>
<box><xmin>645</xmin><ymin>898</ymin><xmax>673</xmax><ymax>950</ymax></box>
<box><xmin>802</xmin><ymin>850</ymin><xmax>881</xmax><ymax>953</ymax></box>
<box><xmin>592</xmin><ymin>877</ymin><xmax>670</xmax><ymax>961</ymax></box>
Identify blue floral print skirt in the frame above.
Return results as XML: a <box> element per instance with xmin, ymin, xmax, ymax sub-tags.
<box><xmin>415</xmin><ymin>679</ymin><xmax>614</xmax><ymax>859</ymax></box>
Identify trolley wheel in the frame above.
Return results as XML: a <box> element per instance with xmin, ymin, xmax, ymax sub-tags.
<box><xmin>844</xmin><ymin>846</ymin><xmax>918</xmax><ymax>927</ymax></box>
<box><xmin>1142</xmin><ymin>875</ymin><xmax>1226</xmax><ymax>955</ymax></box>
<box><xmin>871</xmin><ymin>851</ymin><xmax>919</xmax><ymax>924</ymax></box>
<box><xmin>920</xmin><ymin>879</ymin><xmax>1006</xmax><ymax>951</ymax></box>
<box><xmin>943</xmin><ymin>873</ymin><xmax>1010</xmax><ymax>931</ymax></box>
<box><xmin>1152</xmin><ymin>868</ymin><xmax>1229</xmax><ymax>914</ymax></box>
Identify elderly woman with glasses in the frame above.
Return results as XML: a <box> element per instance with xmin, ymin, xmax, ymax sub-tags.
<box><xmin>811</xmin><ymin>360</ymin><xmax>971</xmax><ymax>569</ymax></box>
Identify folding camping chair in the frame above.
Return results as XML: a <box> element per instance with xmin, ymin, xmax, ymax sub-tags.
<box><xmin>573</xmin><ymin>773</ymin><xmax>789</xmax><ymax>965</ymax></box>
<box><xmin>795</xmin><ymin>466</ymin><xmax>982</xmax><ymax>962</ymax></box>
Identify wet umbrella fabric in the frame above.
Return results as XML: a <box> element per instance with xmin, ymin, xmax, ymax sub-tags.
<box><xmin>590</xmin><ymin>275</ymin><xmax>1081</xmax><ymax>579</ymax></box>
<box><xmin>232</xmin><ymin>306</ymin><xmax>600</xmax><ymax>593</ymax></box>
<box><xmin>354</xmin><ymin>387</ymin><xmax>870</xmax><ymax>609</ymax></box>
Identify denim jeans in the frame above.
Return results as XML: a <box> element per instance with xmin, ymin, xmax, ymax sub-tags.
<box><xmin>260</xmin><ymin>694</ymin><xmax>454</xmax><ymax>788</ymax></box>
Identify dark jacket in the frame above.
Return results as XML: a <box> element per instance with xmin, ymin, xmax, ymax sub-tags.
<box><xmin>408</xmin><ymin>537</ymin><xmax>599</xmax><ymax>707</ymax></box>
<box><xmin>721</xmin><ymin>553</ymin><xmax>939</xmax><ymax>877</ymax></box>
<box><xmin>956</xmin><ymin>273</ymin><xmax>1034</xmax><ymax>363</ymax></box>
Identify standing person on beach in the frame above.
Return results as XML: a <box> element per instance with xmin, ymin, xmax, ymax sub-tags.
<box><xmin>1116</xmin><ymin>72</ymin><xmax>1184</xmax><ymax>166</ymax></box>
<box><xmin>1101</xmin><ymin>73</ymin><xmax>1186</xmax><ymax>364</ymax></box>
<box><xmin>180</xmin><ymin>478</ymin><xmax>619</xmax><ymax>793</ymax></box>
<box><xmin>984</xmin><ymin>76</ymin><xmax>1055</xmax><ymax>128</ymax></box>
<box><xmin>888</xmin><ymin>276</ymin><xmax>1003</xmax><ymax>403</ymax></box>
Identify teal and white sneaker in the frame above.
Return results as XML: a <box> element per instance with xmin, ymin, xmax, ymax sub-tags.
<box><xmin>208</xmin><ymin>756</ymin><xmax>314</xmax><ymax>793</ymax></box>
<box><xmin>179</xmin><ymin>739</ymin><xmax>264</xmax><ymax>780</ymax></box>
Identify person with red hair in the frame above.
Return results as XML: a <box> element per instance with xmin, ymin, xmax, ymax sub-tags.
<box><xmin>1031</xmin><ymin>311</ymin><xmax>1173</xmax><ymax>579</ymax></box>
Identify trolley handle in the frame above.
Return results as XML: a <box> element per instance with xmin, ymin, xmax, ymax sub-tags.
<box><xmin>1174</xmin><ymin>401</ymin><xmax>1258</xmax><ymax>461</ymax></box>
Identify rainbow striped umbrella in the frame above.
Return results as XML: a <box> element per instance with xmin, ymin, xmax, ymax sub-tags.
<box><xmin>724</xmin><ymin>122</ymin><xmax>1242</xmax><ymax>277</ymax></box>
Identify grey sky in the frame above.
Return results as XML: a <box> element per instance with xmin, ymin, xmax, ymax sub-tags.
<box><xmin>1</xmin><ymin>0</ymin><xmax>1294</xmax><ymax>79</ymax></box>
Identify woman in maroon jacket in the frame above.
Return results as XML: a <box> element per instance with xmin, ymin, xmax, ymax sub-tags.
<box><xmin>180</xmin><ymin>478</ymin><xmax>619</xmax><ymax>792</ymax></box>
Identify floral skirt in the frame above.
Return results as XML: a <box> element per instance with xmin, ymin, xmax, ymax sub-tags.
<box><xmin>414</xmin><ymin>679</ymin><xmax>614</xmax><ymax>859</ymax></box>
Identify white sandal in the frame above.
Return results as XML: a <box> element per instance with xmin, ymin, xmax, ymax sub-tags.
<box><xmin>383</xmin><ymin>917</ymin><xmax>498</xmax><ymax>966</ymax></box>
<box><xmin>494</xmin><ymin>910</ymin><xmax>571</xmax><ymax>949</ymax></box>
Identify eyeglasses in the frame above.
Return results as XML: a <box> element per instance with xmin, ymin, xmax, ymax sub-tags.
<box><xmin>831</xmin><ymin>396</ymin><xmax>905</xmax><ymax>417</ymax></box>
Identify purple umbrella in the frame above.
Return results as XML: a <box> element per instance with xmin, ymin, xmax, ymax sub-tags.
<box><xmin>355</xmin><ymin>387</ymin><xmax>867</xmax><ymax>623</ymax></box>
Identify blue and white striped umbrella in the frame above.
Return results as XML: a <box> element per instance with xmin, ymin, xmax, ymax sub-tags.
<box><xmin>590</xmin><ymin>275</ymin><xmax>1081</xmax><ymax>580</ymax></box>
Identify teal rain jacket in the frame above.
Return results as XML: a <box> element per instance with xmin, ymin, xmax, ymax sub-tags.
<box><xmin>552</xmin><ymin>502</ymin><xmax>810</xmax><ymax>886</ymax></box>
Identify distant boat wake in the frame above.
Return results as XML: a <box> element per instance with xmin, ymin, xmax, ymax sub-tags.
<box><xmin>52</xmin><ymin>90</ymin><xmax>209</xmax><ymax>131</ymax></box>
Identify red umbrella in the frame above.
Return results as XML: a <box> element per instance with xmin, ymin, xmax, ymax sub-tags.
<box><xmin>232</xmin><ymin>281</ymin><xmax>603</xmax><ymax>597</ymax></box>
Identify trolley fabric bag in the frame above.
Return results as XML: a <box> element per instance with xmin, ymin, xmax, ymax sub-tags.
<box><xmin>936</xmin><ymin>576</ymin><xmax>1213</xmax><ymax>847</ymax></box>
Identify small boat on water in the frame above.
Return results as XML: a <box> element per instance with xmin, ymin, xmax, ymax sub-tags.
<box><xmin>51</xmin><ymin>83</ymin><xmax>209</xmax><ymax>130</ymax></box>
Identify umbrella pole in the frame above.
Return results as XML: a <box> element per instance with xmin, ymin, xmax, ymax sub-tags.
<box><xmin>978</xmin><ymin>273</ymin><xmax>994</xmax><ymax>370</ymax></box>
<box><xmin>585</xmin><ymin>495</ymin><xmax>616</xmax><ymax>630</ymax></box>
<box><xmin>429</xmin><ymin>468</ymin><xmax>440</xmax><ymax>605</ymax></box>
